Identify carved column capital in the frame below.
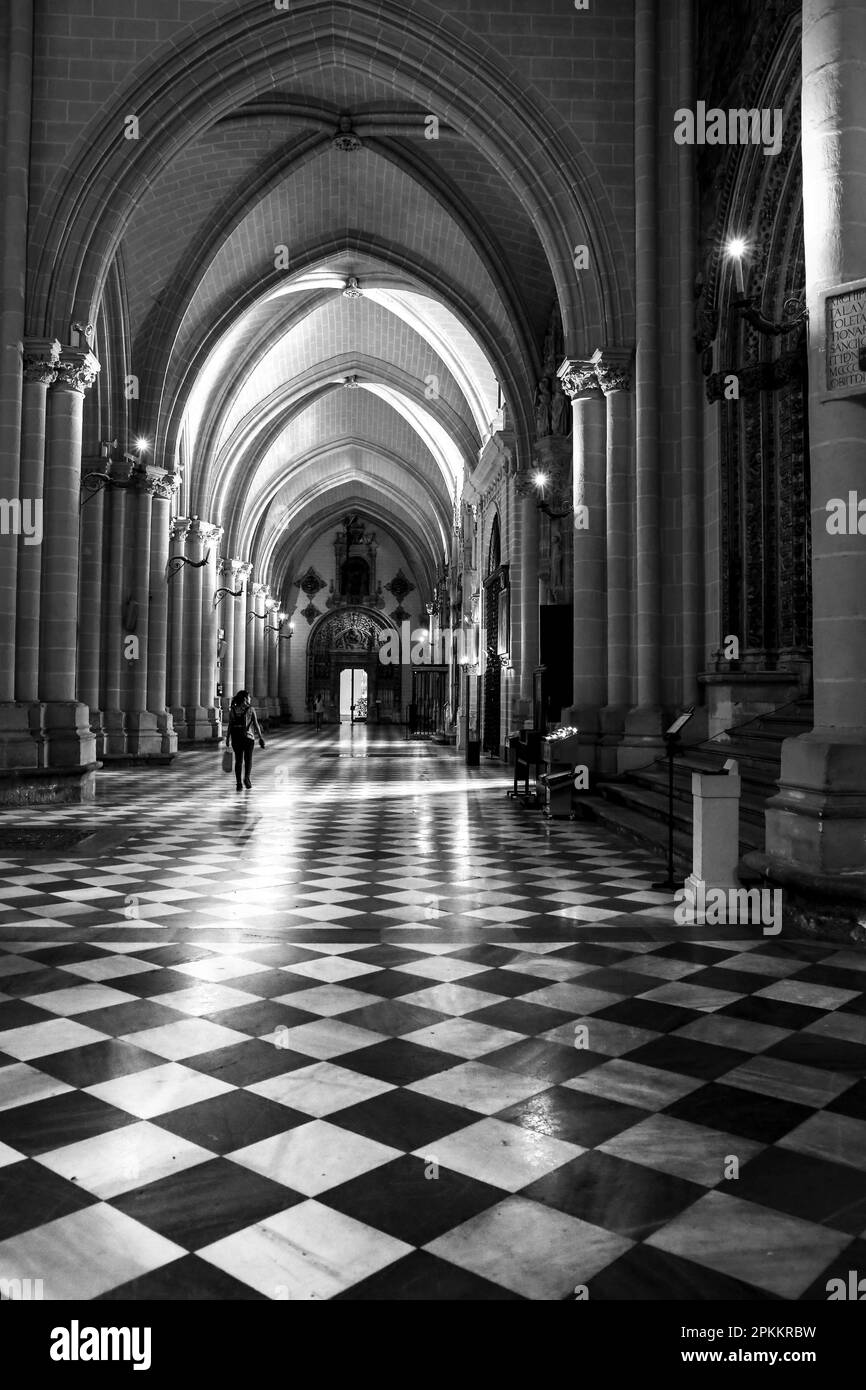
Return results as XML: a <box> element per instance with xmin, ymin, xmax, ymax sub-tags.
<box><xmin>53</xmin><ymin>348</ymin><xmax>100</xmax><ymax>394</ymax></box>
<box><xmin>170</xmin><ymin>516</ymin><xmax>192</xmax><ymax>543</ymax></box>
<box><xmin>23</xmin><ymin>338</ymin><xmax>61</xmax><ymax>386</ymax></box>
<box><xmin>558</xmin><ymin>357</ymin><xmax>602</xmax><ymax>400</ymax></box>
<box><xmin>252</xmin><ymin>582</ymin><xmax>270</xmax><ymax>599</ymax></box>
<box><xmin>132</xmin><ymin>463</ymin><xmax>176</xmax><ymax>498</ymax></box>
<box><xmin>591</xmin><ymin>348</ymin><xmax>633</xmax><ymax>395</ymax></box>
<box><xmin>189</xmin><ymin>517</ymin><xmax>223</xmax><ymax>546</ymax></box>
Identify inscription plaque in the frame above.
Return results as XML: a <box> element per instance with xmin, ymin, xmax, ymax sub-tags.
<box><xmin>822</xmin><ymin>280</ymin><xmax>866</xmax><ymax>399</ymax></box>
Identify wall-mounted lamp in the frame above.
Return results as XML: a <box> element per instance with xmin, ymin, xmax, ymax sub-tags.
<box><xmin>532</xmin><ymin>469</ymin><xmax>572</xmax><ymax>519</ymax></box>
<box><xmin>727</xmin><ymin>237</ymin><xmax>808</xmax><ymax>336</ymax></box>
<box><xmin>213</xmin><ymin>586</ymin><xmax>244</xmax><ymax>609</ymax></box>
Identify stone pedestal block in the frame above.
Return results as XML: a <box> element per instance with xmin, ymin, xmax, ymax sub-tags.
<box><xmin>687</xmin><ymin>766</ymin><xmax>742</xmax><ymax>893</ymax></box>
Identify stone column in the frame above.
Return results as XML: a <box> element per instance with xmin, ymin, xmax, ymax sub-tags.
<box><xmin>595</xmin><ymin>352</ymin><xmax>635</xmax><ymax>773</ymax></box>
<box><xmin>622</xmin><ymin>0</ymin><xmax>664</xmax><ymax>767</ymax></box>
<box><xmin>677</xmin><ymin>0</ymin><xmax>703</xmax><ymax>706</ymax></box>
<box><xmin>77</xmin><ymin>456</ymin><xmax>109</xmax><ymax>746</ymax></box>
<box><xmin>252</xmin><ymin>584</ymin><xmax>268</xmax><ymax>704</ymax></box>
<box><xmin>217</xmin><ymin>559</ymin><xmax>235</xmax><ymax>714</ymax></box>
<box><xmin>233</xmin><ymin>562</ymin><xmax>251</xmax><ymax>696</ymax></box>
<box><xmin>15</xmin><ymin>343</ymin><xmax>59</xmax><ymax>705</ymax></box>
<box><xmin>0</xmin><ymin>342</ymin><xmax>58</xmax><ymax>775</ymax></box>
<box><xmin>122</xmin><ymin>464</ymin><xmax>176</xmax><ymax>757</ymax></box>
<box><xmin>167</xmin><ymin>517</ymin><xmax>189</xmax><ymax>724</ymax></box>
<box><xmin>147</xmin><ymin>472</ymin><xmax>178</xmax><ymax>756</ymax></box>
<box><xmin>181</xmin><ymin>517</ymin><xmax>208</xmax><ymax>740</ymax></box>
<box><xmin>278</xmin><ymin>625</ymin><xmax>292</xmax><ymax>708</ymax></box>
<box><xmin>101</xmin><ymin>461</ymin><xmax>133</xmax><ymax>756</ymax></box>
<box><xmin>129</xmin><ymin>471</ymin><xmax>153</xmax><ymax>718</ymax></box>
<box><xmin>198</xmin><ymin>523</ymin><xmax>223</xmax><ymax>741</ymax></box>
<box><xmin>0</xmin><ymin>0</ymin><xmax>32</xmax><ymax>711</ymax></box>
<box><xmin>763</xmin><ymin>0</ymin><xmax>866</xmax><ymax>893</ymax></box>
<box><xmin>560</xmin><ymin>359</ymin><xmax>606</xmax><ymax>769</ymax></box>
<box><xmin>514</xmin><ymin>481</ymin><xmax>539</xmax><ymax>711</ymax></box>
<box><xmin>245</xmin><ymin>582</ymin><xmax>257</xmax><ymax>700</ymax></box>
<box><xmin>37</xmin><ymin>347</ymin><xmax>99</xmax><ymax>773</ymax></box>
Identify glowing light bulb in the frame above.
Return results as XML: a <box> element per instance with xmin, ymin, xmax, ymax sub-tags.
<box><xmin>726</xmin><ymin>239</ymin><xmax>747</xmax><ymax>294</ymax></box>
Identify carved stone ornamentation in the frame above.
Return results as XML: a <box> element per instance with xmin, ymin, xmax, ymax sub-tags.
<box><xmin>23</xmin><ymin>338</ymin><xmax>61</xmax><ymax>386</ymax></box>
<box><xmin>300</xmin><ymin>603</ymin><xmax>320</xmax><ymax>626</ymax></box>
<box><xmin>702</xmin><ymin>14</ymin><xmax>811</xmax><ymax>667</ymax></box>
<box><xmin>592</xmin><ymin>348</ymin><xmax>633</xmax><ymax>395</ymax></box>
<box><xmin>558</xmin><ymin>359</ymin><xmax>600</xmax><ymax>400</ymax></box>
<box><xmin>296</xmin><ymin>566</ymin><xmax>327</xmax><ymax>598</ymax></box>
<box><xmin>53</xmin><ymin>348</ymin><xmax>100</xmax><ymax>394</ymax></box>
<box><xmin>385</xmin><ymin>569</ymin><xmax>414</xmax><ymax>603</ymax></box>
<box><xmin>332</xmin><ymin>116</ymin><xmax>362</xmax><ymax>152</ymax></box>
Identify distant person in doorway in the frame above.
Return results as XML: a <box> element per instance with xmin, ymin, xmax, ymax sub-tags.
<box><xmin>226</xmin><ymin>689</ymin><xmax>265</xmax><ymax>789</ymax></box>
<box><xmin>314</xmin><ymin>692</ymin><xmax>325</xmax><ymax>732</ymax></box>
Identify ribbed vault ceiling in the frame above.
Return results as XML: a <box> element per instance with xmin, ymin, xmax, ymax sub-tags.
<box><xmin>117</xmin><ymin>73</ymin><xmax>561</xmax><ymax>602</ymax></box>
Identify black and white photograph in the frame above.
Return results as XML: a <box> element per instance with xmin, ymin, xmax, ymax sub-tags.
<box><xmin>0</xmin><ymin>0</ymin><xmax>864</xmax><ymax>1361</ymax></box>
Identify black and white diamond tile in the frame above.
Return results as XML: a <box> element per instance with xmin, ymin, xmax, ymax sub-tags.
<box><xmin>1</xmin><ymin>930</ymin><xmax>865</xmax><ymax>1301</ymax></box>
<box><xmin>0</xmin><ymin>727</ymin><xmax>864</xmax><ymax>1299</ymax></box>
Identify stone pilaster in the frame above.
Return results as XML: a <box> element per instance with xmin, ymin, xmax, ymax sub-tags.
<box><xmin>216</xmin><ymin>559</ymin><xmax>239</xmax><ymax>714</ymax></box>
<box><xmin>560</xmin><ymin>358</ymin><xmax>606</xmax><ymax>769</ymax></box>
<box><xmin>595</xmin><ymin>350</ymin><xmax>635</xmax><ymax>774</ymax></box>
<box><xmin>759</xmin><ymin>0</ymin><xmax>866</xmax><ymax>912</ymax></box>
<box><xmin>180</xmin><ymin>517</ymin><xmax>221</xmax><ymax>741</ymax></box>
<box><xmin>233</xmin><ymin>562</ymin><xmax>252</xmax><ymax>697</ymax></box>
<box><xmin>198</xmin><ymin>523</ymin><xmax>223</xmax><ymax>741</ymax></box>
<box><xmin>513</xmin><ymin>473</ymin><xmax>540</xmax><ymax>714</ymax></box>
<box><xmin>620</xmin><ymin>0</ymin><xmax>665</xmax><ymax>771</ymax></box>
<box><xmin>123</xmin><ymin>465</ymin><xmax>179</xmax><ymax>757</ymax></box>
<box><xmin>16</xmin><ymin>342</ymin><xmax>59</xmax><ymax>705</ymax></box>
<box><xmin>0</xmin><ymin>341</ymin><xmax>59</xmax><ymax>781</ymax></box>
<box><xmin>146</xmin><ymin>471</ymin><xmax>179</xmax><ymax>756</ymax></box>
<box><xmin>252</xmin><ymin>583</ymin><xmax>269</xmax><ymax>706</ymax></box>
<box><xmin>101</xmin><ymin>460</ymin><xmax>133</xmax><ymax>756</ymax></box>
<box><xmin>167</xmin><ymin>517</ymin><xmax>189</xmax><ymax>722</ymax></box>
<box><xmin>77</xmin><ymin>457</ymin><xmax>109</xmax><ymax>747</ymax></box>
<box><xmin>36</xmin><ymin>346</ymin><xmax>99</xmax><ymax>775</ymax></box>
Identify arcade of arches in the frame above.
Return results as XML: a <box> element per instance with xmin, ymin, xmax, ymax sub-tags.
<box><xmin>1</xmin><ymin>0</ymin><xmax>866</xmax><ymax>1307</ymax></box>
<box><xmin>2</xmin><ymin>0</ymin><xmax>863</xmax><ymax>936</ymax></box>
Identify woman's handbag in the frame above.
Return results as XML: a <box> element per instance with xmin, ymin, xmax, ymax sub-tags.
<box><xmin>222</xmin><ymin>747</ymin><xmax>234</xmax><ymax>774</ymax></box>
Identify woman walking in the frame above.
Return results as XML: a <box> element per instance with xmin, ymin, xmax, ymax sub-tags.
<box><xmin>226</xmin><ymin>690</ymin><xmax>265</xmax><ymax>789</ymax></box>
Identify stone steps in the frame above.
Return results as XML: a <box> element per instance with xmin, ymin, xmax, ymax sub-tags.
<box><xmin>583</xmin><ymin>698</ymin><xmax>814</xmax><ymax>867</ymax></box>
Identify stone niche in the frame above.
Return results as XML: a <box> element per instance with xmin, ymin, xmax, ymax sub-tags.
<box><xmin>327</xmin><ymin>513</ymin><xmax>385</xmax><ymax>610</ymax></box>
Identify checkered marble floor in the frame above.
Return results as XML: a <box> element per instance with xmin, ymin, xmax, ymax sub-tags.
<box><xmin>0</xmin><ymin>726</ymin><xmax>748</xmax><ymax>942</ymax></box>
<box><xmin>1</xmin><ymin>727</ymin><xmax>865</xmax><ymax>1300</ymax></box>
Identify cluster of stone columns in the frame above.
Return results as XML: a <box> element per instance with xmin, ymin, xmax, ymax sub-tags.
<box><xmin>762</xmin><ymin>0</ymin><xmax>866</xmax><ymax>892</ymax></box>
<box><xmin>165</xmin><ymin>517</ymin><xmax>222</xmax><ymax>742</ymax></box>
<box><xmin>165</xmin><ymin>540</ymin><xmax>285</xmax><ymax>736</ymax></box>
<box><xmin>0</xmin><ymin>338</ymin><xmax>100</xmax><ymax>793</ymax></box>
<box><xmin>559</xmin><ymin>350</ymin><xmax>637</xmax><ymax>776</ymax></box>
<box><xmin>78</xmin><ymin>453</ymin><xmax>181</xmax><ymax>759</ymax></box>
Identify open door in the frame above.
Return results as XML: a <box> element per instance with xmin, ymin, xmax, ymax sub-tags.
<box><xmin>339</xmin><ymin>667</ymin><xmax>368</xmax><ymax>722</ymax></box>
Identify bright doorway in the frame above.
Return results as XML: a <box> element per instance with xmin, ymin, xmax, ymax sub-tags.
<box><xmin>339</xmin><ymin>667</ymin><xmax>368</xmax><ymax>723</ymax></box>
